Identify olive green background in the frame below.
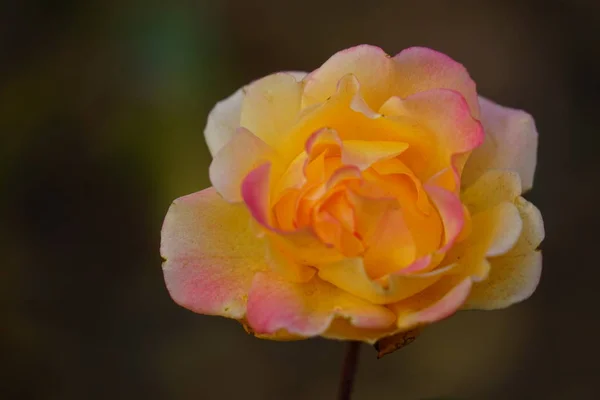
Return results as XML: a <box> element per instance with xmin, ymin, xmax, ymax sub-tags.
<box><xmin>2</xmin><ymin>1</ymin><xmax>599</xmax><ymax>399</ymax></box>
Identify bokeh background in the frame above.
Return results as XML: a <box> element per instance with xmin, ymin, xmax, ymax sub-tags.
<box><xmin>2</xmin><ymin>0</ymin><xmax>599</xmax><ymax>399</ymax></box>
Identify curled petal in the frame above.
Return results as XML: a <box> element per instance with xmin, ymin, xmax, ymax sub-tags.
<box><xmin>462</xmin><ymin>197</ymin><xmax>543</xmax><ymax>309</ymax></box>
<box><xmin>476</xmin><ymin>202</ymin><xmax>523</xmax><ymax>257</ymax></box>
<box><xmin>303</xmin><ymin>45</ymin><xmax>399</xmax><ymax>110</ymax></box>
<box><xmin>369</xmin><ymin>158</ymin><xmax>432</xmax><ymax>215</ymax></box>
<box><xmin>509</xmin><ymin>197</ymin><xmax>545</xmax><ymax>255</ymax></box>
<box><xmin>381</xmin><ymin>89</ymin><xmax>483</xmax><ymax>154</ymax></box>
<box><xmin>241</xmin><ymin>163</ymin><xmax>273</xmax><ymax>226</ymax></box>
<box><xmin>161</xmin><ymin>187</ymin><xmax>266</xmax><ymax>319</ymax></box>
<box><xmin>246</xmin><ymin>272</ymin><xmax>396</xmax><ymax>337</ymax></box>
<box><xmin>391</xmin><ymin>276</ymin><xmax>473</xmax><ymax>330</ymax></box>
<box><xmin>342</xmin><ymin>140</ymin><xmax>409</xmax><ymax>170</ymax></box>
<box><xmin>210</xmin><ymin>128</ymin><xmax>278</xmax><ymax>202</ymax></box>
<box><xmin>462</xmin><ymin>96</ymin><xmax>538</xmax><ymax>191</ymax></box>
<box><xmin>425</xmin><ymin>184</ymin><xmax>465</xmax><ymax>252</ymax></box>
<box><xmin>444</xmin><ymin>202</ymin><xmax>523</xmax><ymax>282</ymax></box>
<box><xmin>380</xmin><ymin>89</ymin><xmax>484</xmax><ymax>183</ymax></box>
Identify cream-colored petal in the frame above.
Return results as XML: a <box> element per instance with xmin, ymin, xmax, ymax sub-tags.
<box><xmin>464</xmin><ymin>251</ymin><xmax>542</xmax><ymax>310</ymax></box>
<box><xmin>209</xmin><ymin>128</ymin><xmax>279</xmax><ymax>202</ymax></box>
<box><xmin>462</xmin><ymin>96</ymin><xmax>538</xmax><ymax>191</ymax></box>
<box><xmin>322</xmin><ymin>318</ymin><xmax>399</xmax><ymax>345</ymax></box>
<box><xmin>461</xmin><ymin>169</ymin><xmax>522</xmax><ymax>214</ymax></box>
<box><xmin>240</xmin><ymin>72</ymin><xmax>304</xmax><ymax>147</ymax></box>
<box><xmin>474</xmin><ymin>202</ymin><xmax>523</xmax><ymax>258</ymax></box>
<box><xmin>204</xmin><ymin>87</ymin><xmax>244</xmax><ymax>156</ymax></box>
<box><xmin>463</xmin><ymin>197</ymin><xmax>544</xmax><ymax>309</ymax></box>
<box><xmin>507</xmin><ymin>197</ymin><xmax>545</xmax><ymax>256</ymax></box>
<box><xmin>443</xmin><ymin>201</ymin><xmax>523</xmax><ymax>282</ymax></box>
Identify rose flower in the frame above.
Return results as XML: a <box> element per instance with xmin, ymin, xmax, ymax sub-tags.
<box><xmin>161</xmin><ymin>45</ymin><xmax>544</xmax><ymax>344</ymax></box>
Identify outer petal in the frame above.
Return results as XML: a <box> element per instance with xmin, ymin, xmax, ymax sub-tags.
<box><xmin>464</xmin><ymin>197</ymin><xmax>544</xmax><ymax>309</ymax></box>
<box><xmin>302</xmin><ymin>45</ymin><xmax>399</xmax><ymax>110</ymax></box>
<box><xmin>392</xmin><ymin>47</ymin><xmax>480</xmax><ymax>118</ymax></box>
<box><xmin>161</xmin><ymin>187</ymin><xmax>266</xmax><ymax>319</ymax></box>
<box><xmin>209</xmin><ymin>128</ymin><xmax>278</xmax><ymax>202</ymax></box>
<box><xmin>240</xmin><ymin>72</ymin><xmax>304</xmax><ymax>147</ymax></box>
<box><xmin>204</xmin><ymin>87</ymin><xmax>244</xmax><ymax>156</ymax></box>
<box><xmin>462</xmin><ymin>96</ymin><xmax>538</xmax><ymax>191</ymax></box>
<box><xmin>444</xmin><ymin>202</ymin><xmax>523</xmax><ymax>282</ymax></box>
<box><xmin>472</xmin><ymin>202</ymin><xmax>523</xmax><ymax>258</ymax></box>
<box><xmin>203</xmin><ymin>71</ymin><xmax>306</xmax><ymax>156</ymax></box>
<box><xmin>425</xmin><ymin>184</ymin><xmax>465</xmax><ymax>252</ymax></box>
<box><xmin>246</xmin><ymin>272</ymin><xmax>396</xmax><ymax>337</ymax></box>
<box><xmin>322</xmin><ymin>318</ymin><xmax>398</xmax><ymax>344</ymax></box>
<box><xmin>390</xmin><ymin>276</ymin><xmax>473</xmax><ymax>331</ymax></box>
<box><xmin>461</xmin><ymin>169</ymin><xmax>522</xmax><ymax>214</ymax></box>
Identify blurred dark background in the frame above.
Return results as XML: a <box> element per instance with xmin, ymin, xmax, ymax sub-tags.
<box><xmin>2</xmin><ymin>0</ymin><xmax>599</xmax><ymax>399</ymax></box>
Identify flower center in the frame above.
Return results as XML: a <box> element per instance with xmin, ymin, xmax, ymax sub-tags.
<box><xmin>271</xmin><ymin>143</ymin><xmax>446</xmax><ymax>278</ymax></box>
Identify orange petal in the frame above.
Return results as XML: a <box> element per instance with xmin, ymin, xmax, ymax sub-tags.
<box><xmin>362</xmin><ymin>208</ymin><xmax>416</xmax><ymax>278</ymax></box>
<box><xmin>242</xmin><ymin>162</ymin><xmax>344</xmax><ymax>266</ymax></box>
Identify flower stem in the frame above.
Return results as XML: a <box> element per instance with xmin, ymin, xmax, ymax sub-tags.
<box><xmin>337</xmin><ymin>341</ymin><xmax>361</xmax><ymax>400</ymax></box>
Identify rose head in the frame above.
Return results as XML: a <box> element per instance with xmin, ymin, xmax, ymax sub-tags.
<box><xmin>161</xmin><ymin>45</ymin><xmax>544</xmax><ymax>343</ymax></box>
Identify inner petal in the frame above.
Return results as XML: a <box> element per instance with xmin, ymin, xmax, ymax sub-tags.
<box><xmin>363</xmin><ymin>207</ymin><xmax>417</xmax><ymax>278</ymax></box>
<box><xmin>320</xmin><ymin>190</ymin><xmax>355</xmax><ymax>232</ymax></box>
<box><xmin>363</xmin><ymin>167</ymin><xmax>443</xmax><ymax>257</ymax></box>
